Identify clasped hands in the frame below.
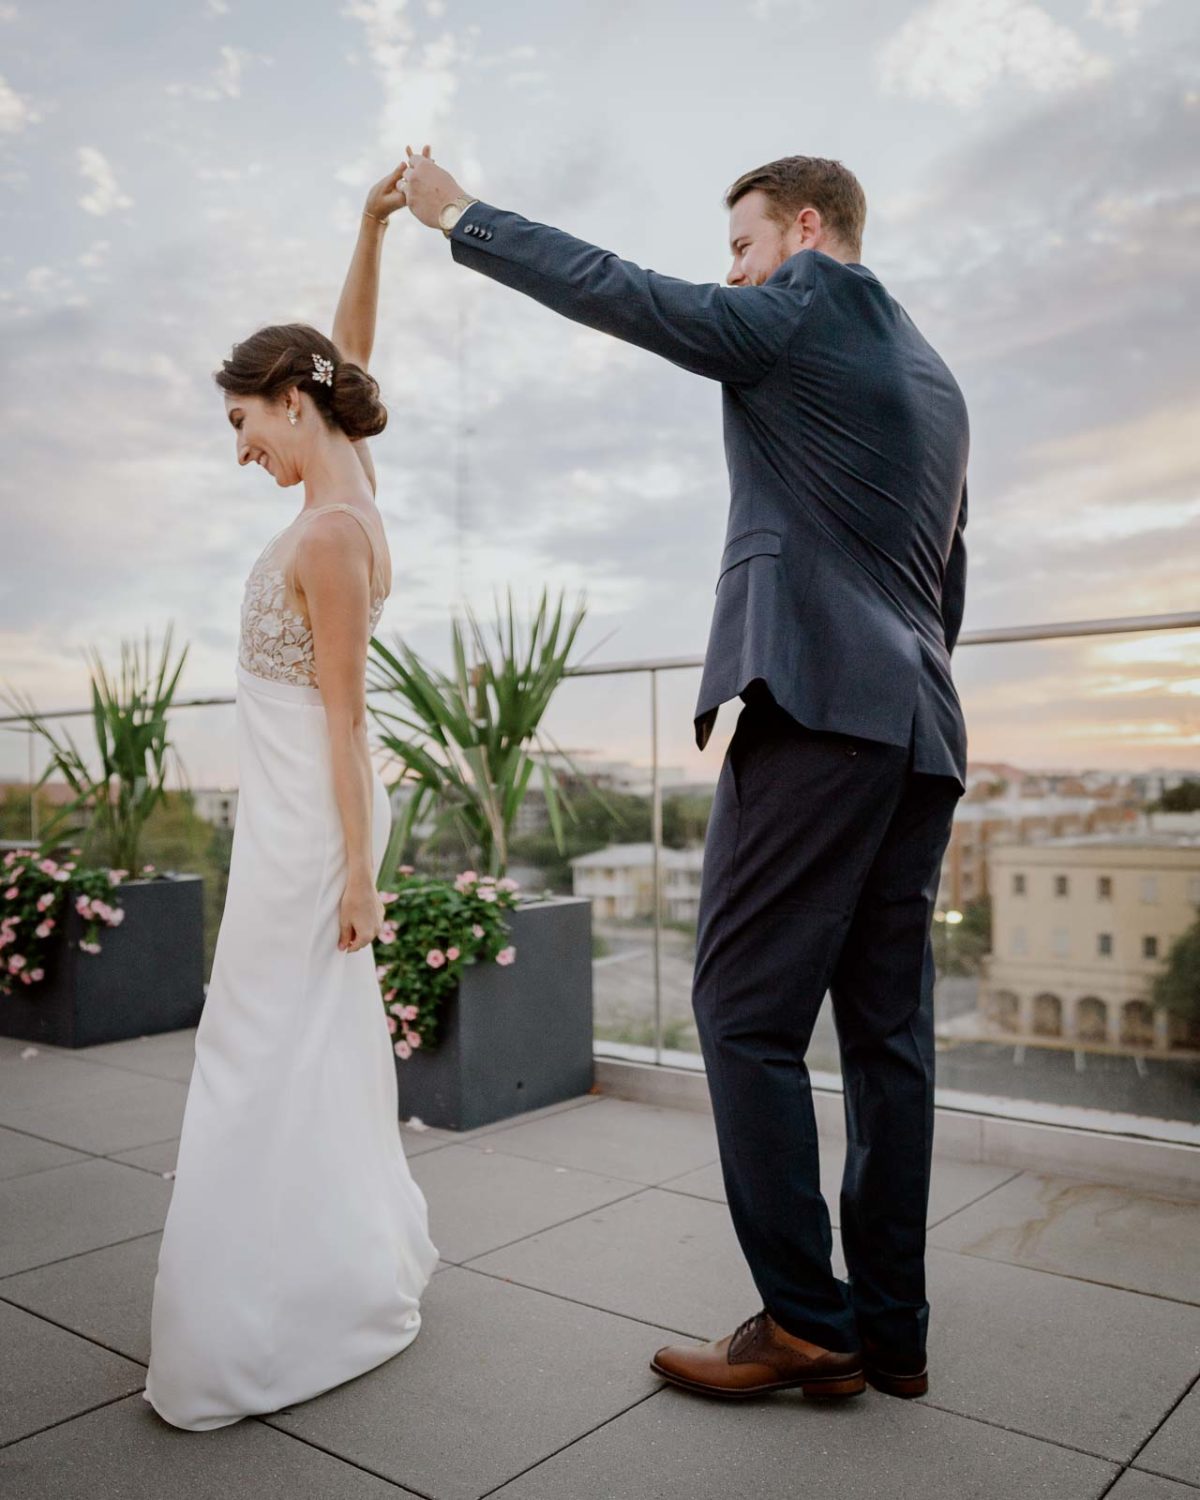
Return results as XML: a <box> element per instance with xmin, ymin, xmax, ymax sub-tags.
<box><xmin>363</xmin><ymin>144</ymin><xmax>471</xmax><ymax>231</ymax></box>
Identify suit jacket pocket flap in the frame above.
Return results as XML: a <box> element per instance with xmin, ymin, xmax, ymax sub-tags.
<box><xmin>717</xmin><ymin>528</ymin><xmax>783</xmax><ymax>584</ymax></box>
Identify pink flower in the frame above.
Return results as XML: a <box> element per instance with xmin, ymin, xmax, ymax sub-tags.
<box><xmin>4</xmin><ymin>888</ymin><xmax>17</xmax><ymax>901</ymax></box>
<box><xmin>379</xmin><ymin>921</ymin><xmax>398</xmax><ymax>944</ymax></box>
<box><xmin>386</xmin><ymin>1015</ymin><xmax>398</xmax><ymax>1034</ymax></box>
<box><xmin>497</xmin><ymin>877</ymin><xmax>519</xmax><ymax>892</ymax></box>
<box><xmin>75</xmin><ymin>896</ymin><xmax>92</xmax><ymax>916</ymax></box>
<box><xmin>91</xmin><ymin>901</ymin><xmax>112</xmax><ymax>923</ymax></box>
<box><xmin>106</xmin><ymin>908</ymin><xmax>124</xmax><ymax>927</ymax></box>
<box><xmin>479</xmin><ymin>875</ymin><xmax>497</xmax><ymax>886</ymax></box>
<box><xmin>379</xmin><ymin>891</ymin><xmax>399</xmax><ymax>905</ymax></box>
<box><xmin>79</xmin><ymin>940</ymin><xmax>101</xmax><ymax>955</ymax></box>
<box><xmin>35</xmin><ymin>920</ymin><xmax>54</xmax><ymax>938</ymax></box>
<box><xmin>108</xmin><ymin>870</ymin><xmax>127</xmax><ymax>885</ymax></box>
<box><xmin>37</xmin><ymin>892</ymin><xmax>55</xmax><ymax>912</ymax></box>
<box><xmin>398</xmin><ymin>864</ymin><xmax>414</xmax><ymax>876</ymax></box>
<box><xmin>29</xmin><ymin>968</ymin><xmax>44</xmax><ymax>982</ymax></box>
<box><xmin>479</xmin><ymin>888</ymin><xmax>497</xmax><ymax>902</ymax></box>
<box><xmin>38</xmin><ymin>858</ymin><xmax>58</xmax><ymax>876</ymax></box>
<box><xmin>405</xmin><ymin>1031</ymin><xmax>422</xmax><ymax>1049</ymax></box>
<box><xmin>426</xmin><ymin>949</ymin><xmax>446</xmax><ymax>969</ymax></box>
<box><xmin>9</xmin><ymin>954</ymin><xmax>27</xmax><ymax>971</ymax></box>
<box><xmin>142</xmin><ymin>864</ymin><xmax>156</xmax><ymax>873</ymax></box>
<box><xmin>385</xmin><ymin>988</ymin><xmax>397</xmax><ymax>1001</ymax></box>
<box><xmin>394</xmin><ymin>1039</ymin><xmax>412</xmax><ymax>1060</ymax></box>
<box><xmin>472</xmin><ymin>923</ymin><xmax>485</xmax><ymax>939</ymax></box>
<box><xmin>375</xmin><ymin>964</ymin><xmax>389</xmax><ymax>980</ymax></box>
<box><xmin>446</xmin><ymin>946</ymin><xmax>460</xmax><ymax>962</ymax></box>
<box><xmin>54</xmin><ymin>870</ymin><xmax>70</xmax><ymax>882</ymax></box>
<box><xmin>401</xmin><ymin>1004</ymin><xmax>419</xmax><ymax>1021</ymax></box>
<box><xmin>20</xmin><ymin>970</ymin><xmax>33</xmax><ymax>985</ymax></box>
<box><xmin>496</xmin><ymin>946</ymin><xmax>516</xmax><ymax>967</ymax></box>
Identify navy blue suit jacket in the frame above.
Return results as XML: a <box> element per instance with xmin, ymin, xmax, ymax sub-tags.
<box><xmin>450</xmin><ymin>203</ymin><xmax>970</xmax><ymax>787</ymax></box>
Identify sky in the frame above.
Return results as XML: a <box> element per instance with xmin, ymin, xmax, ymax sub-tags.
<box><xmin>1</xmin><ymin>0</ymin><xmax>1198</xmax><ymax>788</ymax></box>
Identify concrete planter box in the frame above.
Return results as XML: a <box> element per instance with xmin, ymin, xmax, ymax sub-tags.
<box><xmin>0</xmin><ymin>874</ymin><xmax>205</xmax><ymax>1048</ymax></box>
<box><xmin>395</xmin><ymin>896</ymin><xmax>594</xmax><ymax>1131</ymax></box>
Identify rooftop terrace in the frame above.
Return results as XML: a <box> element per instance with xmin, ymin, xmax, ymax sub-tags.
<box><xmin>1</xmin><ymin>1026</ymin><xmax>1198</xmax><ymax>1500</ymax></box>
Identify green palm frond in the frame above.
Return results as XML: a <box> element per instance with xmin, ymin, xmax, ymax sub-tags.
<box><xmin>368</xmin><ymin>587</ymin><xmax>593</xmax><ymax>878</ymax></box>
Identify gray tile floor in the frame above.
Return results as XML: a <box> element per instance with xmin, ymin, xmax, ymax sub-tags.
<box><xmin>1</xmin><ymin>1028</ymin><xmax>1197</xmax><ymax>1500</ymax></box>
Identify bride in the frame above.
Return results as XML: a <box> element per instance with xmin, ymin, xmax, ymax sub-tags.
<box><xmin>143</xmin><ymin>162</ymin><xmax>439</xmax><ymax>1431</ymax></box>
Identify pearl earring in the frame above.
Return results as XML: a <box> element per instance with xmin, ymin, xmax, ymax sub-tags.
<box><xmin>288</xmin><ymin>408</ymin><xmax>298</xmax><ymax>426</ymax></box>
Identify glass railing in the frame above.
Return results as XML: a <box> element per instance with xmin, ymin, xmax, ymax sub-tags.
<box><xmin>3</xmin><ymin>610</ymin><xmax>1198</xmax><ymax>1136</ymax></box>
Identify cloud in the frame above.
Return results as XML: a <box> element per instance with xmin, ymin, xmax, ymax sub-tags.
<box><xmin>77</xmin><ymin>146</ymin><xmax>133</xmax><ymax>216</ymax></box>
<box><xmin>1087</xmin><ymin>0</ymin><xmax>1162</xmax><ymax>35</ymax></box>
<box><xmin>166</xmin><ymin>44</ymin><xmax>252</xmax><ymax>101</ymax></box>
<box><xmin>877</xmin><ymin>0</ymin><xmax>1112</xmax><ymax>108</ymax></box>
<box><xmin>0</xmin><ymin>74</ymin><xmax>36</xmax><ymax>134</ymax></box>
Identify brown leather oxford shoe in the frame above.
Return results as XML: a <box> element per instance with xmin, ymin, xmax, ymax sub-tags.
<box><xmin>650</xmin><ymin>1311</ymin><xmax>866</xmax><ymax>1400</ymax></box>
<box><xmin>862</xmin><ymin>1343</ymin><xmax>929</xmax><ymax>1398</ymax></box>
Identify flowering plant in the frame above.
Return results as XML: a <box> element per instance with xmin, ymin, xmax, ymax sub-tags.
<box><xmin>0</xmin><ymin>848</ymin><xmax>128</xmax><ymax>997</ymax></box>
<box><xmin>374</xmin><ymin>867</ymin><xmax>520</xmax><ymax>1057</ymax></box>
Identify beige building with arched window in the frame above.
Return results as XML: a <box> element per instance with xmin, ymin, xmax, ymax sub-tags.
<box><xmin>984</xmin><ymin>836</ymin><xmax>1200</xmax><ymax>1053</ymax></box>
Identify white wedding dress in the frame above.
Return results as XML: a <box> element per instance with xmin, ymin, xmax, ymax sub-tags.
<box><xmin>143</xmin><ymin>503</ymin><xmax>438</xmax><ymax>1432</ymax></box>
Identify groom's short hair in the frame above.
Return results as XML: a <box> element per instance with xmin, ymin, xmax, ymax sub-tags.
<box><xmin>725</xmin><ymin>156</ymin><xmax>866</xmax><ymax>256</ymax></box>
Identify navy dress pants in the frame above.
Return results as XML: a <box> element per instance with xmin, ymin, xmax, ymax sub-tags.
<box><xmin>692</xmin><ymin>691</ymin><xmax>962</xmax><ymax>1357</ymax></box>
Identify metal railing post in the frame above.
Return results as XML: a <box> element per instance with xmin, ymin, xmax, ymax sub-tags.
<box><xmin>650</xmin><ymin>669</ymin><xmax>663</xmax><ymax>1065</ymax></box>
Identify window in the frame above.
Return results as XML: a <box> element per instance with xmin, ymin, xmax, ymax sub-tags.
<box><xmin>1054</xmin><ymin>875</ymin><xmax>1069</xmax><ymax>897</ymax></box>
<box><xmin>1098</xmin><ymin>933</ymin><xmax>1113</xmax><ymax>957</ymax></box>
<box><xmin>1143</xmin><ymin>936</ymin><xmax>1159</xmax><ymax>959</ymax></box>
<box><xmin>1052</xmin><ymin>928</ymin><xmax>1070</xmax><ymax>958</ymax></box>
<box><xmin>1011</xmin><ymin>926</ymin><xmax>1028</xmax><ymax>957</ymax></box>
<box><xmin>1140</xmin><ymin>876</ymin><xmax>1159</xmax><ymax>904</ymax></box>
<box><xmin>1013</xmin><ymin>873</ymin><xmax>1026</xmax><ymax>896</ymax></box>
<box><xmin>1097</xmin><ymin>876</ymin><xmax>1112</xmax><ymax>901</ymax></box>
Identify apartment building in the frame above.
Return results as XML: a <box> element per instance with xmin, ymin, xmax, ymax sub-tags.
<box><xmin>570</xmin><ymin>843</ymin><xmax>703</xmax><ymax>924</ymax></box>
<box><xmin>985</xmin><ymin>836</ymin><xmax>1200</xmax><ymax>1052</ymax></box>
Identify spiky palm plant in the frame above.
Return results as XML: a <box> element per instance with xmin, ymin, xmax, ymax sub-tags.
<box><xmin>2</xmin><ymin>626</ymin><xmax>189</xmax><ymax>872</ymax></box>
<box><xmin>368</xmin><ymin>589</ymin><xmax>600</xmax><ymax>881</ymax></box>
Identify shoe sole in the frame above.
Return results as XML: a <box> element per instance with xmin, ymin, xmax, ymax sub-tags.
<box><xmin>865</xmin><ymin>1367</ymin><xmax>929</xmax><ymax>1398</ymax></box>
<box><xmin>649</xmin><ymin>1359</ymin><xmax>866</xmax><ymax>1401</ymax></box>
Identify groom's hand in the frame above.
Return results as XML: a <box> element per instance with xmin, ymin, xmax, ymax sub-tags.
<box><xmin>403</xmin><ymin>144</ymin><xmax>469</xmax><ymax>230</ymax></box>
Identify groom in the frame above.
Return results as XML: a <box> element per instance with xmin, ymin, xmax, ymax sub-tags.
<box><xmin>403</xmin><ymin>149</ymin><xmax>969</xmax><ymax>1401</ymax></box>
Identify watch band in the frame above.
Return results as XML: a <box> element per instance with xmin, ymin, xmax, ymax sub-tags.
<box><xmin>440</xmin><ymin>196</ymin><xmax>479</xmax><ymax>238</ymax></box>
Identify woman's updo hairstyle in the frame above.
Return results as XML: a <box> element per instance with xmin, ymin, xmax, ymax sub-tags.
<box><xmin>214</xmin><ymin>322</ymin><xmax>387</xmax><ymax>441</ymax></box>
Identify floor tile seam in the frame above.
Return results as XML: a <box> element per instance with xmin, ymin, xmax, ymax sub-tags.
<box><xmin>1129</xmin><ymin>1463</ymin><xmax>1200</xmax><ymax>1491</ymax></box>
<box><xmin>458</xmin><ymin>1094</ymin><xmax>606</xmax><ymax>1141</ymax></box>
<box><xmin>452</xmin><ymin>1137</ymin><xmax>661</xmax><ymax>1189</ymax></box>
<box><xmin>0</xmin><ymin>1119</ymin><xmax>119</xmax><ymax>1163</ymax></box>
<box><xmin>253</xmin><ymin>1419</ymin><xmax>433</xmax><ymax>1498</ymax></box>
<box><xmin>0</xmin><ymin>1144</ymin><xmax>178</xmax><ymax>1183</ymax></box>
<box><xmin>34</xmin><ymin>1055</ymin><xmax>193</xmax><ymax>1083</ymax></box>
<box><xmin>924</xmin><ymin>1169</ymin><xmax>1026</xmax><ymax>1230</ymax></box>
<box><xmin>452</xmin><ymin>1183</ymin><xmax>654</xmax><ymax>1265</ymax></box>
<box><xmin>0</xmin><ymin>1387</ymin><xmax>144</xmax><ymax>1453</ymax></box>
<box><xmin>923</xmin><ymin>1243</ymin><xmax>1200</xmax><ymax>1309</ymax></box>
<box><xmin>917</xmin><ymin>1395</ymin><xmax>1156</xmax><ymax>1467</ymax></box>
<box><xmin>474</xmin><ymin>1387</ymin><xmax>665</xmax><ymax>1500</ymax></box>
<box><xmin>1123</xmin><ymin>1368</ymin><xmax>1200</xmax><ymax>1472</ymax></box>
<box><xmin>450</xmin><ymin>1261</ymin><xmax>712</xmax><ymax>1342</ymax></box>
<box><xmin>0</xmin><ymin>1290</ymin><xmax>150</xmax><ymax>1369</ymax></box>
<box><xmin>0</xmin><ymin>1227</ymin><xmax>163</xmax><ymax>1283</ymax></box>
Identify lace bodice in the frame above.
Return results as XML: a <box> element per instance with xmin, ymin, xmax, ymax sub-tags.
<box><xmin>238</xmin><ymin>504</ymin><xmax>388</xmax><ymax>689</ymax></box>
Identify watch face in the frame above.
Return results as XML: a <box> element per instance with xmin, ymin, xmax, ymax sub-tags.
<box><xmin>440</xmin><ymin>203</ymin><xmax>461</xmax><ymax>231</ymax></box>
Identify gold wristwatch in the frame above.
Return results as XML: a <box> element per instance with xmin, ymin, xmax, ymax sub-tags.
<box><xmin>439</xmin><ymin>195</ymin><xmax>478</xmax><ymax>238</ymax></box>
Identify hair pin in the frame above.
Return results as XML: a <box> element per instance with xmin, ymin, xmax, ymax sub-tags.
<box><xmin>311</xmin><ymin>353</ymin><xmax>334</xmax><ymax>387</ymax></box>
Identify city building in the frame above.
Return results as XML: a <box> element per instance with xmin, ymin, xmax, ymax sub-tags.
<box><xmin>984</xmin><ymin>835</ymin><xmax>1200</xmax><ymax>1052</ymax></box>
<box><xmin>937</xmin><ymin>775</ymin><xmax>1137</xmax><ymax>912</ymax></box>
<box><xmin>190</xmin><ymin>787</ymin><xmax>239</xmax><ymax>830</ymax></box>
<box><xmin>570</xmin><ymin>842</ymin><xmax>703</xmax><ymax>924</ymax></box>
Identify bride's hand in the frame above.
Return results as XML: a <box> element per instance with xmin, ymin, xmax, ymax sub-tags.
<box><xmin>339</xmin><ymin>876</ymin><xmax>384</xmax><ymax>952</ymax></box>
<box><xmin>363</xmin><ymin>153</ymin><xmax>426</xmax><ymax>224</ymax></box>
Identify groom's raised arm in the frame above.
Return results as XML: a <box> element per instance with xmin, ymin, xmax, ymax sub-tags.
<box><xmin>448</xmin><ymin>202</ymin><xmax>812</xmax><ymax>386</ymax></box>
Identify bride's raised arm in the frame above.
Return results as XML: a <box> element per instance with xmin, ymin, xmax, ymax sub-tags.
<box><xmin>332</xmin><ymin>159</ymin><xmax>416</xmax><ymax>490</ymax></box>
